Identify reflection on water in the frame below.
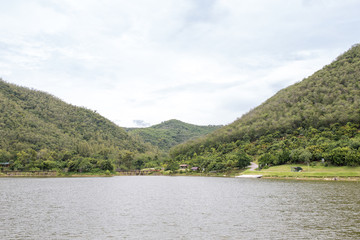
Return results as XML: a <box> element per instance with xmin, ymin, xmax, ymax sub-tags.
<box><xmin>0</xmin><ymin>176</ymin><xmax>359</xmax><ymax>239</ymax></box>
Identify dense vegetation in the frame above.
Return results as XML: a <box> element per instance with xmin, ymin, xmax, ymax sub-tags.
<box><xmin>2</xmin><ymin>44</ymin><xmax>360</xmax><ymax>174</ymax></box>
<box><xmin>126</xmin><ymin>119</ymin><xmax>221</xmax><ymax>151</ymax></box>
<box><xmin>171</xmin><ymin>44</ymin><xmax>360</xmax><ymax>170</ymax></box>
<box><xmin>0</xmin><ymin>80</ymin><xmax>160</xmax><ymax>172</ymax></box>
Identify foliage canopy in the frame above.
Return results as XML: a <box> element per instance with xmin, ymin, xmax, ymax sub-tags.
<box><xmin>171</xmin><ymin>44</ymin><xmax>360</xmax><ymax>168</ymax></box>
<box><xmin>0</xmin><ymin>80</ymin><xmax>158</xmax><ymax>172</ymax></box>
<box><xmin>126</xmin><ymin>119</ymin><xmax>221</xmax><ymax>151</ymax></box>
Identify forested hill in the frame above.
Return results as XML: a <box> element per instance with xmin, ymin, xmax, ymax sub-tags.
<box><xmin>0</xmin><ymin>79</ymin><xmax>155</xmax><ymax>171</ymax></box>
<box><xmin>170</xmin><ymin>44</ymin><xmax>360</xmax><ymax>169</ymax></box>
<box><xmin>126</xmin><ymin>119</ymin><xmax>221</xmax><ymax>151</ymax></box>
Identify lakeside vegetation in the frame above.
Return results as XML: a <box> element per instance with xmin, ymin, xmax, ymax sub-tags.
<box><xmin>0</xmin><ymin>80</ymin><xmax>222</xmax><ymax>174</ymax></box>
<box><xmin>0</xmin><ymin>79</ymin><xmax>164</xmax><ymax>173</ymax></box>
<box><xmin>242</xmin><ymin>164</ymin><xmax>360</xmax><ymax>180</ymax></box>
<box><xmin>1</xmin><ymin>44</ymin><xmax>360</xmax><ymax>177</ymax></box>
<box><xmin>170</xmin><ymin>44</ymin><xmax>360</xmax><ymax>171</ymax></box>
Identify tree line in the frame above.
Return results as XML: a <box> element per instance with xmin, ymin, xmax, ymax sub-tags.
<box><xmin>0</xmin><ymin>79</ymin><xmax>163</xmax><ymax>172</ymax></box>
<box><xmin>170</xmin><ymin>45</ymin><xmax>360</xmax><ymax>169</ymax></box>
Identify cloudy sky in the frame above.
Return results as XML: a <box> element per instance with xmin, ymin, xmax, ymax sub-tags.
<box><xmin>1</xmin><ymin>0</ymin><xmax>360</xmax><ymax>127</ymax></box>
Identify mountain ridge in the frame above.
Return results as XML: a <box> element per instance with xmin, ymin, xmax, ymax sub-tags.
<box><xmin>0</xmin><ymin>79</ymin><xmax>158</xmax><ymax>171</ymax></box>
<box><xmin>170</xmin><ymin>44</ymin><xmax>360</xmax><ymax>169</ymax></box>
<box><xmin>0</xmin><ymin>79</ymin><xmax>148</xmax><ymax>151</ymax></box>
<box><xmin>126</xmin><ymin>119</ymin><xmax>222</xmax><ymax>151</ymax></box>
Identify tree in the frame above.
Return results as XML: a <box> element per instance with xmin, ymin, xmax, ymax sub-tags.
<box><xmin>134</xmin><ymin>159</ymin><xmax>144</xmax><ymax>170</ymax></box>
<box><xmin>275</xmin><ymin>149</ymin><xmax>290</xmax><ymax>165</ymax></box>
<box><xmin>16</xmin><ymin>149</ymin><xmax>37</xmax><ymax>170</ymax></box>
<box><xmin>117</xmin><ymin>150</ymin><xmax>134</xmax><ymax>169</ymax></box>
<box><xmin>259</xmin><ymin>153</ymin><xmax>276</xmax><ymax>167</ymax></box>
<box><xmin>290</xmin><ymin>148</ymin><xmax>311</xmax><ymax>164</ymax></box>
<box><xmin>42</xmin><ymin>160</ymin><xmax>58</xmax><ymax>170</ymax></box>
<box><xmin>233</xmin><ymin>150</ymin><xmax>252</xmax><ymax>169</ymax></box>
<box><xmin>67</xmin><ymin>159</ymin><xmax>81</xmax><ymax>172</ymax></box>
<box><xmin>165</xmin><ymin>160</ymin><xmax>179</xmax><ymax>172</ymax></box>
<box><xmin>345</xmin><ymin>150</ymin><xmax>360</xmax><ymax>166</ymax></box>
<box><xmin>99</xmin><ymin>159</ymin><xmax>114</xmax><ymax>171</ymax></box>
<box><xmin>76</xmin><ymin>142</ymin><xmax>92</xmax><ymax>157</ymax></box>
<box><xmin>299</xmin><ymin>149</ymin><xmax>312</xmax><ymax>166</ymax></box>
<box><xmin>0</xmin><ymin>150</ymin><xmax>11</xmax><ymax>162</ymax></box>
<box><xmin>325</xmin><ymin>147</ymin><xmax>351</xmax><ymax>166</ymax></box>
<box><xmin>78</xmin><ymin>158</ymin><xmax>93</xmax><ymax>172</ymax></box>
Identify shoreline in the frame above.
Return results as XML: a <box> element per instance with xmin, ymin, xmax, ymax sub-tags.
<box><xmin>240</xmin><ymin>164</ymin><xmax>360</xmax><ymax>182</ymax></box>
<box><xmin>261</xmin><ymin>176</ymin><xmax>360</xmax><ymax>181</ymax></box>
<box><xmin>1</xmin><ymin>171</ymin><xmax>360</xmax><ymax>181</ymax></box>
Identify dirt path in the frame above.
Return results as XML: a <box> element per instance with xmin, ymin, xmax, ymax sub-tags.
<box><xmin>248</xmin><ymin>162</ymin><xmax>258</xmax><ymax>171</ymax></box>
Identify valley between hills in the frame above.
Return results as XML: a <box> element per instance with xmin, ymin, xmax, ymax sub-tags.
<box><xmin>1</xmin><ymin>44</ymin><xmax>360</xmax><ymax>180</ymax></box>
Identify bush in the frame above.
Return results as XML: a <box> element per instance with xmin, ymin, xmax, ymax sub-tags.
<box><xmin>234</xmin><ymin>151</ymin><xmax>252</xmax><ymax>169</ymax></box>
<box><xmin>275</xmin><ymin>149</ymin><xmax>290</xmax><ymax>165</ymax></box>
<box><xmin>98</xmin><ymin>159</ymin><xmax>114</xmax><ymax>171</ymax></box>
<box><xmin>259</xmin><ymin>153</ymin><xmax>276</xmax><ymax>167</ymax></box>
<box><xmin>290</xmin><ymin>148</ymin><xmax>312</xmax><ymax>164</ymax></box>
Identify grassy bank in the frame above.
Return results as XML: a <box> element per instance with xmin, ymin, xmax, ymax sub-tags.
<box><xmin>164</xmin><ymin>169</ymin><xmax>241</xmax><ymax>178</ymax></box>
<box><xmin>241</xmin><ymin>164</ymin><xmax>360</xmax><ymax>180</ymax></box>
<box><xmin>3</xmin><ymin>165</ymin><xmax>360</xmax><ymax>180</ymax></box>
<box><xmin>0</xmin><ymin>170</ymin><xmax>114</xmax><ymax>178</ymax></box>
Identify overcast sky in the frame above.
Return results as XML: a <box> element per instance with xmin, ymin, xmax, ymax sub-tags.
<box><xmin>1</xmin><ymin>0</ymin><xmax>360</xmax><ymax>127</ymax></box>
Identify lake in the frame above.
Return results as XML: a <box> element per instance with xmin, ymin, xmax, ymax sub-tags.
<box><xmin>0</xmin><ymin>176</ymin><xmax>359</xmax><ymax>239</ymax></box>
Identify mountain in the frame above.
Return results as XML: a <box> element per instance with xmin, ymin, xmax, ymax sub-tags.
<box><xmin>170</xmin><ymin>44</ymin><xmax>360</xmax><ymax>170</ymax></box>
<box><xmin>0</xmin><ymin>79</ymin><xmax>155</xmax><ymax>171</ymax></box>
<box><xmin>126</xmin><ymin>119</ymin><xmax>221</xmax><ymax>151</ymax></box>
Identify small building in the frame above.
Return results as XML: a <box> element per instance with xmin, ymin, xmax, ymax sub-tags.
<box><xmin>179</xmin><ymin>164</ymin><xmax>188</xmax><ymax>169</ymax></box>
<box><xmin>0</xmin><ymin>162</ymin><xmax>10</xmax><ymax>168</ymax></box>
<box><xmin>191</xmin><ymin>167</ymin><xmax>199</xmax><ymax>171</ymax></box>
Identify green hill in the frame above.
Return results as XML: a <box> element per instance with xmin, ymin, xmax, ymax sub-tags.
<box><xmin>126</xmin><ymin>119</ymin><xmax>221</xmax><ymax>151</ymax></box>
<box><xmin>170</xmin><ymin>44</ymin><xmax>360</xmax><ymax>171</ymax></box>
<box><xmin>0</xmin><ymin>79</ymin><xmax>156</xmax><ymax>172</ymax></box>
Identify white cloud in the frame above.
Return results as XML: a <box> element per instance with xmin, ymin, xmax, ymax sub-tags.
<box><xmin>1</xmin><ymin>0</ymin><xmax>360</xmax><ymax>127</ymax></box>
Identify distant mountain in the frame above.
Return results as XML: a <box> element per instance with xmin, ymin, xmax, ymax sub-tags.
<box><xmin>126</xmin><ymin>119</ymin><xmax>222</xmax><ymax>151</ymax></box>
<box><xmin>0</xmin><ymin>79</ymin><xmax>149</xmax><ymax>152</ymax></box>
<box><xmin>171</xmin><ymin>44</ymin><xmax>360</xmax><ymax>169</ymax></box>
<box><xmin>0</xmin><ymin>79</ymin><xmax>155</xmax><ymax>171</ymax></box>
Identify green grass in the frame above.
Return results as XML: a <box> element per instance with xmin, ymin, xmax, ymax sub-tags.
<box><xmin>242</xmin><ymin>164</ymin><xmax>360</xmax><ymax>179</ymax></box>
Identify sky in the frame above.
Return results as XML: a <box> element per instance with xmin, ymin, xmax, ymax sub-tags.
<box><xmin>1</xmin><ymin>0</ymin><xmax>360</xmax><ymax>127</ymax></box>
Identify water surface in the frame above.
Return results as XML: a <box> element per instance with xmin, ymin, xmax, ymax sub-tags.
<box><xmin>0</xmin><ymin>176</ymin><xmax>359</xmax><ymax>239</ymax></box>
